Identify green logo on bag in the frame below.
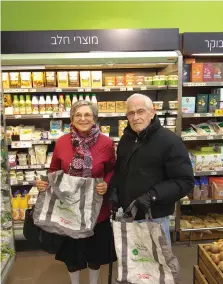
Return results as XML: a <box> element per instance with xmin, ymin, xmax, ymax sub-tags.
<box><xmin>131</xmin><ymin>246</ymin><xmax>155</xmax><ymax>263</ymax></box>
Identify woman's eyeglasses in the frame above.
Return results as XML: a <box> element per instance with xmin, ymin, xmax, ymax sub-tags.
<box><xmin>73</xmin><ymin>113</ymin><xmax>93</xmax><ymax>120</ymax></box>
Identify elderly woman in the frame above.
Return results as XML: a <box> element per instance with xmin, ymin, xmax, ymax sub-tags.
<box><xmin>36</xmin><ymin>100</ymin><xmax>116</xmax><ymax>284</ymax></box>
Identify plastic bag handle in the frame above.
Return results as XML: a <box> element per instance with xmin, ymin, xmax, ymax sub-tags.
<box><xmin>123</xmin><ymin>201</ymin><xmax>153</xmax><ymax>221</ymax></box>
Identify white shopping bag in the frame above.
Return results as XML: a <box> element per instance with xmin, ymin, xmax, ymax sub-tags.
<box><xmin>34</xmin><ymin>170</ymin><xmax>103</xmax><ymax>239</ymax></box>
<box><xmin>112</xmin><ymin>203</ymin><xmax>180</xmax><ymax>284</ymax></box>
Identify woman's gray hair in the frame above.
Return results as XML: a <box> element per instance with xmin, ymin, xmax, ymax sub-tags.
<box><xmin>70</xmin><ymin>100</ymin><xmax>98</xmax><ymax>122</ymax></box>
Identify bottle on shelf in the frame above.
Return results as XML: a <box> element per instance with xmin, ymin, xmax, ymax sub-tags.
<box><xmin>19</xmin><ymin>190</ymin><xmax>28</xmax><ymax>221</ymax></box>
<box><xmin>32</xmin><ymin>95</ymin><xmax>39</xmax><ymax>114</ymax></box>
<box><xmin>19</xmin><ymin>95</ymin><xmax>26</xmax><ymax>114</ymax></box>
<box><xmin>45</xmin><ymin>95</ymin><xmax>52</xmax><ymax>114</ymax></box>
<box><xmin>52</xmin><ymin>95</ymin><xmax>59</xmax><ymax>113</ymax></box>
<box><xmin>85</xmin><ymin>94</ymin><xmax>91</xmax><ymax>102</ymax></box>
<box><xmin>25</xmin><ymin>94</ymin><xmax>32</xmax><ymax>114</ymax></box>
<box><xmin>65</xmin><ymin>94</ymin><xmax>71</xmax><ymax>113</ymax></box>
<box><xmin>13</xmin><ymin>95</ymin><xmax>20</xmax><ymax>115</ymax></box>
<box><xmin>72</xmin><ymin>94</ymin><xmax>78</xmax><ymax>105</ymax></box>
<box><xmin>59</xmin><ymin>94</ymin><xmax>65</xmax><ymax>112</ymax></box>
<box><xmin>39</xmin><ymin>95</ymin><xmax>46</xmax><ymax>114</ymax></box>
<box><xmin>91</xmin><ymin>94</ymin><xmax>97</xmax><ymax>107</ymax></box>
<box><xmin>79</xmin><ymin>94</ymin><xmax>84</xmax><ymax>101</ymax></box>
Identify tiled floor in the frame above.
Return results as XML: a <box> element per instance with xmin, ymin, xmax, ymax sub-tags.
<box><xmin>6</xmin><ymin>242</ymin><xmax>198</xmax><ymax>284</ymax></box>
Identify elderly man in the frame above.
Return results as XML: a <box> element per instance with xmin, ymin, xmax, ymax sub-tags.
<box><xmin>110</xmin><ymin>93</ymin><xmax>194</xmax><ymax>244</ymax></box>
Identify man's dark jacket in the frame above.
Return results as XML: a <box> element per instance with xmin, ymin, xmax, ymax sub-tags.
<box><xmin>109</xmin><ymin>115</ymin><xmax>194</xmax><ymax>220</ymax></box>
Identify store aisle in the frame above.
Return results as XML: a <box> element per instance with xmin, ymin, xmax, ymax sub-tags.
<box><xmin>6</xmin><ymin>243</ymin><xmax>197</xmax><ymax>284</ymax></box>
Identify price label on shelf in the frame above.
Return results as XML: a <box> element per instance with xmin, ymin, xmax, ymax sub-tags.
<box><xmin>156</xmin><ymin>112</ymin><xmax>162</xmax><ymax>116</ymax></box>
<box><xmin>215</xmin><ymin>109</ymin><xmax>223</xmax><ymax>116</ymax></box>
<box><xmin>44</xmin><ymin>140</ymin><xmax>52</xmax><ymax>144</ymax></box>
<box><xmin>120</xmin><ymin>113</ymin><xmax>126</xmax><ymax>116</ymax></box>
<box><xmin>127</xmin><ymin>87</ymin><xmax>133</xmax><ymax>91</ymax></box>
<box><xmin>104</xmin><ymin>88</ymin><xmax>110</xmax><ymax>92</ymax></box>
<box><xmin>29</xmin><ymin>89</ymin><xmax>36</xmax><ymax>93</ymax></box>
<box><xmin>207</xmin><ymin>136</ymin><xmax>214</xmax><ymax>140</ymax></box>
<box><xmin>120</xmin><ymin>87</ymin><xmax>126</xmax><ymax>91</ymax></box>
<box><xmin>18</xmin><ymin>89</ymin><xmax>27</xmax><ymax>93</ymax></box>
<box><xmin>32</xmin><ymin>165</ymin><xmax>41</xmax><ymax>169</ymax></box>
<box><xmin>45</xmin><ymin>164</ymin><xmax>50</xmax><ymax>168</ymax></box>
<box><xmin>11</xmin><ymin>141</ymin><xmax>32</xmax><ymax>148</ymax></box>
<box><xmin>210</xmin><ymin>171</ymin><xmax>217</xmax><ymax>175</ymax></box>
<box><xmin>42</xmin><ymin>114</ymin><xmax>50</xmax><ymax>118</ymax></box>
<box><xmin>183</xmin><ymin>136</ymin><xmax>197</xmax><ymax>141</ymax></box>
<box><xmin>17</xmin><ymin>166</ymin><xmax>28</xmax><ymax>170</ymax></box>
<box><xmin>140</xmin><ymin>86</ymin><xmax>147</xmax><ymax>91</ymax></box>
<box><xmin>205</xmin><ymin>200</ymin><xmax>212</xmax><ymax>204</ymax></box>
<box><xmin>23</xmin><ymin>182</ymin><xmax>29</xmax><ymax>185</ymax></box>
<box><xmin>182</xmin><ymin>200</ymin><xmax>190</xmax><ymax>205</ymax></box>
<box><xmin>111</xmin><ymin>113</ymin><xmax>117</xmax><ymax>117</ymax></box>
<box><xmin>14</xmin><ymin>115</ymin><xmax>22</xmax><ymax>119</ymax></box>
<box><xmin>85</xmin><ymin>88</ymin><xmax>91</xmax><ymax>92</ymax></box>
<box><xmin>55</xmin><ymin>88</ymin><xmax>62</xmax><ymax>92</ymax></box>
<box><xmin>217</xmin><ymin>200</ymin><xmax>223</xmax><ymax>203</ymax></box>
<box><xmin>194</xmin><ymin>113</ymin><xmax>200</xmax><ymax>117</ymax></box>
<box><xmin>78</xmin><ymin>88</ymin><xmax>84</xmax><ymax>92</ymax></box>
<box><xmin>206</xmin><ymin>113</ymin><xmax>212</xmax><ymax>117</ymax></box>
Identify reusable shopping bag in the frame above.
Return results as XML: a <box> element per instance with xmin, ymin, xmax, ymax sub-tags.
<box><xmin>33</xmin><ymin>170</ymin><xmax>103</xmax><ymax>239</ymax></box>
<box><xmin>112</xmin><ymin>203</ymin><xmax>180</xmax><ymax>284</ymax></box>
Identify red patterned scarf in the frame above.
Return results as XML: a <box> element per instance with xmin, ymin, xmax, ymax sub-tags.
<box><xmin>68</xmin><ymin>123</ymin><xmax>100</xmax><ymax>177</ymax></box>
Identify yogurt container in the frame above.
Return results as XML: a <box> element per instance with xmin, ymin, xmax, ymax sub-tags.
<box><xmin>154</xmin><ymin>101</ymin><xmax>164</xmax><ymax>110</ymax></box>
<box><xmin>166</xmin><ymin>117</ymin><xmax>176</xmax><ymax>126</ymax></box>
<box><xmin>144</xmin><ymin>76</ymin><xmax>153</xmax><ymax>86</ymax></box>
<box><xmin>159</xmin><ymin>118</ymin><xmax>165</xmax><ymax>126</ymax></box>
<box><xmin>167</xmin><ymin>75</ymin><xmax>178</xmax><ymax>86</ymax></box>
<box><xmin>153</xmin><ymin>75</ymin><xmax>166</xmax><ymax>86</ymax></box>
<box><xmin>165</xmin><ymin>125</ymin><xmax>176</xmax><ymax>133</ymax></box>
<box><xmin>169</xmin><ymin>101</ymin><xmax>178</xmax><ymax>109</ymax></box>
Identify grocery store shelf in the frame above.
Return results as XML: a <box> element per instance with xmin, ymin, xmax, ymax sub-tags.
<box><xmin>181</xmin><ymin>199</ymin><xmax>223</xmax><ymax>205</ymax></box>
<box><xmin>182</xmin><ymin>135</ymin><xmax>223</xmax><ymax>141</ymax></box>
<box><xmin>3</xmin><ymin>85</ymin><xmax>175</xmax><ymax>94</ymax></box>
<box><xmin>9</xmin><ymin>164</ymin><xmax>50</xmax><ymax>170</ymax></box>
<box><xmin>183</xmin><ymin>82</ymin><xmax>223</xmax><ymax>87</ymax></box>
<box><xmin>194</xmin><ymin>170</ymin><xmax>223</xmax><ymax>177</ymax></box>
<box><xmin>11</xmin><ymin>181</ymin><xmax>35</xmax><ymax>186</ymax></box>
<box><xmin>1</xmin><ymin>255</ymin><xmax>15</xmax><ymax>284</ymax></box>
<box><xmin>8</xmin><ymin>140</ymin><xmax>55</xmax><ymax>147</ymax></box>
<box><xmin>182</xmin><ymin>113</ymin><xmax>222</xmax><ymax>118</ymax></box>
<box><xmin>181</xmin><ymin>226</ymin><xmax>223</xmax><ymax>232</ymax></box>
<box><xmin>98</xmin><ymin>113</ymin><xmax>126</xmax><ymax>118</ymax></box>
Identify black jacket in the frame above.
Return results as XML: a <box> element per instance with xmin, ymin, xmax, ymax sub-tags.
<box><xmin>110</xmin><ymin>115</ymin><xmax>194</xmax><ymax>220</ymax></box>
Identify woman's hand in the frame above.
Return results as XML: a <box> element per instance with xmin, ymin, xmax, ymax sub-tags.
<box><xmin>96</xmin><ymin>182</ymin><xmax>107</xmax><ymax>195</ymax></box>
<box><xmin>36</xmin><ymin>179</ymin><xmax>49</xmax><ymax>192</ymax></box>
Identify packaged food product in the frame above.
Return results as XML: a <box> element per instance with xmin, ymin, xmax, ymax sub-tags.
<box><xmin>12</xmin><ymin>193</ymin><xmax>20</xmax><ymax>221</ymax></box>
<box><xmin>106</xmin><ymin>102</ymin><xmax>116</xmax><ymax>113</ymax></box>
<box><xmin>196</xmin><ymin>94</ymin><xmax>208</xmax><ymax>113</ymax></box>
<box><xmin>59</xmin><ymin>95</ymin><xmax>65</xmax><ymax>112</ymax></box>
<box><xmin>144</xmin><ymin>76</ymin><xmax>153</xmax><ymax>86</ymax></box>
<box><xmin>214</xmin><ymin>63</ymin><xmax>223</xmax><ymax>82</ymax></box>
<box><xmin>210</xmin><ymin>122</ymin><xmax>223</xmax><ymax>134</ymax></box>
<box><xmin>17</xmin><ymin>153</ymin><xmax>27</xmax><ymax>159</ymax></box>
<box><xmin>183</xmin><ymin>64</ymin><xmax>190</xmax><ymax>82</ymax></box>
<box><xmin>2</xmin><ymin>73</ymin><xmax>10</xmax><ymax>89</ymax></box>
<box><xmin>100</xmin><ymin>126</ymin><xmax>110</xmax><ymax>137</ymax></box>
<box><xmin>28</xmin><ymin>147</ymin><xmax>37</xmax><ymax>165</ymax></box>
<box><xmin>98</xmin><ymin>102</ymin><xmax>107</xmax><ymax>113</ymax></box>
<box><xmin>165</xmin><ymin>125</ymin><xmax>176</xmax><ymax>133</ymax></box>
<box><xmin>46</xmin><ymin>152</ymin><xmax>53</xmax><ymax>165</ymax></box>
<box><xmin>209</xmin><ymin>177</ymin><xmax>223</xmax><ymax>200</ymax></box>
<box><xmin>16</xmin><ymin>170</ymin><xmax>24</xmax><ymax>182</ymax></box>
<box><xmin>20</xmin><ymin>72</ymin><xmax>32</xmax><ymax>88</ymax></box>
<box><xmin>36</xmin><ymin>170</ymin><xmax>47</xmax><ymax>179</ymax></box>
<box><xmin>57</xmin><ymin>72</ymin><xmax>68</xmax><ymax>88</ymax></box>
<box><xmin>25</xmin><ymin>94</ymin><xmax>32</xmax><ymax>114</ymax></box>
<box><xmin>125</xmin><ymin>73</ymin><xmax>135</xmax><ymax>86</ymax></box>
<box><xmin>4</xmin><ymin>94</ymin><xmax>13</xmax><ymax>108</ymax></box>
<box><xmin>168</xmin><ymin>101</ymin><xmax>178</xmax><ymax>110</ymax></box>
<box><xmin>153</xmin><ymin>101</ymin><xmax>163</xmax><ymax>110</ymax></box>
<box><xmin>45</xmin><ymin>72</ymin><xmax>57</xmax><ymax>87</ymax></box>
<box><xmin>19</xmin><ymin>95</ymin><xmax>26</xmax><ymax>115</ymax></box>
<box><xmin>166</xmin><ymin>117</ymin><xmax>176</xmax><ymax>126</ymax></box>
<box><xmin>182</xmin><ymin>97</ymin><xmax>195</xmax><ymax>113</ymax></box>
<box><xmin>50</xmin><ymin>120</ymin><xmax>63</xmax><ymax>137</ymax></box>
<box><xmin>167</xmin><ymin>75</ymin><xmax>178</xmax><ymax>86</ymax></box>
<box><xmin>159</xmin><ymin>118</ymin><xmax>165</xmax><ymax>126</ymax></box>
<box><xmin>32</xmin><ymin>72</ymin><xmax>44</xmax><ymax>88</ymax></box>
<box><xmin>116</xmin><ymin>101</ymin><xmax>127</xmax><ymax>113</ymax></box>
<box><xmin>115</xmin><ymin>76</ymin><xmax>125</xmax><ymax>87</ymax></box>
<box><xmin>208</xmin><ymin>93</ymin><xmax>220</xmax><ymax>113</ymax></box>
<box><xmin>152</xmin><ymin>75</ymin><xmax>166</xmax><ymax>86</ymax></box>
<box><xmin>200</xmin><ymin>177</ymin><xmax>210</xmax><ymax>200</ymax></box>
<box><xmin>8</xmin><ymin>151</ymin><xmax>17</xmax><ymax>168</ymax></box>
<box><xmin>9</xmin><ymin>72</ymin><xmax>20</xmax><ymax>88</ymax></box>
<box><xmin>135</xmin><ymin>76</ymin><xmax>145</xmax><ymax>86</ymax></box>
<box><xmin>68</xmin><ymin>71</ymin><xmax>79</xmax><ymax>87</ymax></box>
<box><xmin>64</xmin><ymin>124</ymin><xmax>70</xmax><ymax>134</ymax></box>
<box><xmin>91</xmin><ymin>71</ymin><xmax>102</xmax><ymax>88</ymax></box>
<box><xmin>203</xmin><ymin>63</ymin><xmax>214</xmax><ymax>82</ymax></box>
<box><xmin>80</xmin><ymin>71</ymin><xmax>91</xmax><ymax>87</ymax></box>
<box><xmin>191</xmin><ymin>63</ymin><xmax>203</xmax><ymax>82</ymax></box>
<box><xmin>118</xmin><ymin>120</ymin><xmax>128</xmax><ymax>127</ymax></box>
<box><xmin>105</xmin><ymin>76</ymin><xmax>116</xmax><ymax>87</ymax></box>
<box><xmin>34</xmin><ymin>145</ymin><xmax>48</xmax><ymax>165</ymax></box>
<box><xmin>10</xmin><ymin>170</ymin><xmax>17</xmax><ymax>184</ymax></box>
<box><xmin>193</xmin><ymin>180</ymin><xmax>201</xmax><ymax>200</ymax></box>
<box><xmin>193</xmin><ymin>123</ymin><xmax>216</xmax><ymax>136</ymax></box>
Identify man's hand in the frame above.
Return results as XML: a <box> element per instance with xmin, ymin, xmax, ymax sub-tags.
<box><xmin>135</xmin><ymin>191</ymin><xmax>154</xmax><ymax>213</ymax></box>
<box><xmin>96</xmin><ymin>182</ymin><xmax>107</xmax><ymax>195</ymax></box>
<box><xmin>36</xmin><ymin>179</ymin><xmax>49</xmax><ymax>192</ymax></box>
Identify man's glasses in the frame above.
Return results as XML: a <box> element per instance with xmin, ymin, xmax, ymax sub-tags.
<box><xmin>126</xmin><ymin>109</ymin><xmax>147</xmax><ymax>120</ymax></box>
